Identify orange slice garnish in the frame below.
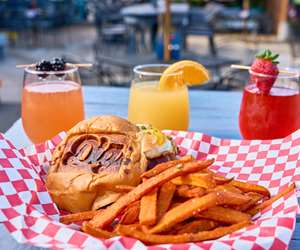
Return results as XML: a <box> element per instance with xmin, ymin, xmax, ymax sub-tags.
<box><xmin>159</xmin><ymin>60</ymin><xmax>210</xmax><ymax>90</ymax></box>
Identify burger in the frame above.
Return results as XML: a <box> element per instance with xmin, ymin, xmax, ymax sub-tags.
<box><xmin>46</xmin><ymin>115</ymin><xmax>177</xmax><ymax>213</ymax></box>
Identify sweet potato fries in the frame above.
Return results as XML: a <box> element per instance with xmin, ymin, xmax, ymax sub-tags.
<box><xmin>59</xmin><ymin>156</ymin><xmax>296</xmax><ymax>245</ymax></box>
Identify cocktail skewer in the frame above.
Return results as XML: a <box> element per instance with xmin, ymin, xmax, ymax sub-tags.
<box><xmin>16</xmin><ymin>63</ymin><xmax>93</xmax><ymax>69</ymax></box>
<box><xmin>231</xmin><ymin>64</ymin><xmax>297</xmax><ymax>75</ymax></box>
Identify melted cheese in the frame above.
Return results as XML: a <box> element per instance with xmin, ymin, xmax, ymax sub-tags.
<box><xmin>137</xmin><ymin>124</ymin><xmax>176</xmax><ymax>159</ymax></box>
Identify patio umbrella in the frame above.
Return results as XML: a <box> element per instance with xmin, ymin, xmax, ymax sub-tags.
<box><xmin>163</xmin><ymin>0</ymin><xmax>171</xmax><ymax>62</ymax></box>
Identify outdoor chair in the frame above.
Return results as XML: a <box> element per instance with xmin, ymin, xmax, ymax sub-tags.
<box><xmin>183</xmin><ymin>5</ymin><xmax>222</xmax><ymax>56</ymax></box>
<box><xmin>92</xmin><ymin>0</ymin><xmax>149</xmax><ymax>85</ymax></box>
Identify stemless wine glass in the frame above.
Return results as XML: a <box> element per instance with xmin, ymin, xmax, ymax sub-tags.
<box><xmin>128</xmin><ymin>64</ymin><xmax>189</xmax><ymax>130</ymax></box>
<box><xmin>22</xmin><ymin>65</ymin><xmax>85</xmax><ymax>144</ymax></box>
<box><xmin>239</xmin><ymin>69</ymin><xmax>300</xmax><ymax>139</ymax></box>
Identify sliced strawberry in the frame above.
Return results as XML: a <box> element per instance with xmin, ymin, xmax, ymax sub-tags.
<box><xmin>250</xmin><ymin>49</ymin><xmax>279</xmax><ymax>94</ymax></box>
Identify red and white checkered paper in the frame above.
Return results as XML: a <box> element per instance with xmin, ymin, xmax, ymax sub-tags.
<box><xmin>0</xmin><ymin>130</ymin><xmax>300</xmax><ymax>250</ymax></box>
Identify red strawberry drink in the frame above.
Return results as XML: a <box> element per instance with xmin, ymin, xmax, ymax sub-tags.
<box><xmin>239</xmin><ymin>49</ymin><xmax>300</xmax><ymax>139</ymax></box>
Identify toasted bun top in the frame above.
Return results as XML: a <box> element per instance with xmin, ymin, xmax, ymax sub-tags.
<box><xmin>68</xmin><ymin>115</ymin><xmax>139</xmax><ymax>135</ymax></box>
<box><xmin>50</xmin><ymin>115</ymin><xmax>141</xmax><ymax>173</ymax></box>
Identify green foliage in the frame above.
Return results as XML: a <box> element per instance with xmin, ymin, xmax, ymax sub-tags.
<box><xmin>256</xmin><ymin>49</ymin><xmax>279</xmax><ymax>64</ymax></box>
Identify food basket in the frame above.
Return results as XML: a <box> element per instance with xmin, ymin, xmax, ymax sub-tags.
<box><xmin>0</xmin><ymin>130</ymin><xmax>299</xmax><ymax>250</ymax></box>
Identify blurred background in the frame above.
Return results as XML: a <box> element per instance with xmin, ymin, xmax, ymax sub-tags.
<box><xmin>0</xmin><ymin>0</ymin><xmax>298</xmax><ymax>132</ymax></box>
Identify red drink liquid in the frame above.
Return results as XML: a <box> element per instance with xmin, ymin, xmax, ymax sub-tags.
<box><xmin>239</xmin><ymin>84</ymin><xmax>300</xmax><ymax>139</ymax></box>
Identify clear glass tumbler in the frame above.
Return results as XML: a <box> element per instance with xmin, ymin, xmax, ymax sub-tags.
<box><xmin>128</xmin><ymin>64</ymin><xmax>189</xmax><ymax>130</ymax></box>
<box><xmin>239</xmin><ymin>69</ymin><xmax>300</xmax><ymax>139</ymax></box>
<box><xmin>22</xmin><ymin>65</ymin><xmax>85</xmax><ymax>144</ymax></box>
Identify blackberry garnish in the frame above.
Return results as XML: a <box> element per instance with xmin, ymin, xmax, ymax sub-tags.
<box><xmin>35</xmin><ymin>58</ymin><xmax>67</xmax><ymax>78</ymax></box>
<box><xmin>51</xmin><ymin>58</ymin><xmax>66</xmax><ymax>71</ymax></box>
<box><xmin>35</xmin><ymin>60</ymin><xmax>52</xmax><ymax>78</ymax></box>
<box><xmin>51</xmin><ymin>58</ymin><xmax>66</xmax><ymax>77</ymax></box>
<box><xmin>36</xmin><ymin>60</ymin><xmax>52</xmax><ymax>71</ymax></box>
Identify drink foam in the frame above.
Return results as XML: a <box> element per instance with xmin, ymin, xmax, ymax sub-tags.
<box><xmin>25</xmin><ymin>81</ymin><xmax>80</xmax><ymax>93</ymax></box>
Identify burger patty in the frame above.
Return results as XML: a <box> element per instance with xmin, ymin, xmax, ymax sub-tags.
<box><xmin>147</xmin><ymin>152</ymin><xmax>177</xmax><ymax>169</ymax></box>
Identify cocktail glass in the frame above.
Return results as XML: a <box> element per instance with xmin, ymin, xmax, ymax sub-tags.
<box><xmin>22</xmin><ymin>65</ymin><xmax>85</xmax><ymax>143</ymax></box>
<box><xmin>239</xmin><ymin>69</ymin><xmax>300</xmax><ymax>139</ymax></box>
<box><xmin>128</xmin><ymin>64</ymin><xmax>189</xmax><ymax>130</ymax></box>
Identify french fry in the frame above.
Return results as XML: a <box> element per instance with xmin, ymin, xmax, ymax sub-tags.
<box><xmin>196</xmin><ymin>206</ymin><xmax>251</xmax><ymax>224</ymax></box>
<box><xmin>117</xmin><ymin>221</ymin><xmax>250</xmax><ymax>244</ymax></box>
<box><xmin>169</xmin><ymin>202</ymin><xmax>183</xmax><ymax>210</ymax></box>
<box><xmin>217</xmin><ymin>189</ymin><xmax>251</xmax><ymax>206</ymax></box>
<box><xmin>213</xmin><ymin>175</ymin><xmax>233</xmax><ymax>185</ymax></box>
<box><xmin>229</xmin><ymin>180</ymin><xmax>270</xmax><ymax>197</ymax></box>
<box><xmin>140</xmin><ymin>224</ymin><xmax>151</xmax><ymax>233</ymax></box>
<box><xmin>112</xmin><ymin>185</ymin><xmax>134</xmax><ymax>193</ymax></box>
<box><xmin>235</xmin><ymin>192</ymin><xmax>263</xmax><ymax>211</ymax></box>
<box><xmin>139</xmin><ymin>189</ymin><xmax>158</xmax><ymax>226</ymax></box>
<box><xmin>150</xmin><ymin>189</ymin><xmax>250</xmax><ymax>234</ymax></box>
<box><xmin>176</xmin><ymin>185</ymin><xmax>206</xmax><ymax>198</ymax></box>
<box><xmin>175</xmin><ymin>184</ymin><xmax>189</xmax><ymax>195</ymax></box>
<box><xmin>176</xmin><ymin>219</ymin><xmax>218</xmax><ymax>234</ymax></box>
<box><xmin>89</xmin><ymin>159</ymin><xmax>214</xmax><ymax>228</ymax></box>
<box><xmin>171</xmin><ymin>172</ymin><xmax>216</xmax><ymax>189</ymax></box>
<box><xmin>82</xmin><ymin>221</ymin><xmax>115</xmax><ymax>239</ymax></box>
<box><xmin>60</xmin><ymin>210</ymin><xmax>101</xmax><ymax>224</ymax></box>
<box><xmin>157</xmin><ymin>182</ymin><xmax>176</xmax><ymax>220</ymax></box>
<box><xmin>214</xmin><ymin>184</ymin><xmax>243</xmax><ymax>194</ymax></box>
<box><xmin>203</xmin><ymin>170</ymin><xmax>233</xmax><ymax>185</ymax></box>
<box><xmin>149</xmin><ymin>192</ymin><xmax>221</xmax><ymax>234</ymax></box>
<box><xmin>119</xmin><ymin>201</ymin><xmax>140</xmax><ymax>225</ymax></box>
<box><xmin>247</xmin><ymin>183</ymin><xmax>296</xmax><ymax>216</ymax></box>
<box><xmin>141</xmin><ymin>155</ymin><xmax>194</xmax><ymax>179</ymax></box>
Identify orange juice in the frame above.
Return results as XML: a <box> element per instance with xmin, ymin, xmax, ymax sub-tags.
<box><xmin>22</xmin><ymin>81</ymin><xmax>84</xmax><ymax>143</ymax></box>
<box><xmin>128</xmin><ymin>81</ymin><xmax>189</xmax><ymax>130</ymax></box>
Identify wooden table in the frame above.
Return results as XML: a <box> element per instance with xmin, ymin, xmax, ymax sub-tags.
<box><xmin>2</xmin><ymin>86</ymin><xmax>300</xmax><ymax>249</ymax></box>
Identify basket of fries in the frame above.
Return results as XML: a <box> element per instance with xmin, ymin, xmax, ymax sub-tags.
<box><xmin>0</xmin><ymin>129</ymin><xmax>299</xmax><ymax>250</ymax></box>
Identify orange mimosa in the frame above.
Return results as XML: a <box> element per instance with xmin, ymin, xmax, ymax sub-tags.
<box><xmin>128</xmin><ymin>81</ymin><xmax>189</xmax><ymax>130</ymax></box>
<box><xmin>128</xmin><ymin>63</ymin><xmax>209</xmax><ymax>131</ymax></box>
<box><xmin>22</xmin><ymin>81</ymin><xmax>84</xmax><ymax>143</ymax></box>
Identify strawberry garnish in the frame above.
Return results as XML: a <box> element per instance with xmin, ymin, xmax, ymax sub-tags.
<box><xmin>250</xmin><ymin>49</ymin><xmax>279</xmax><ymax>94</ymax></box>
